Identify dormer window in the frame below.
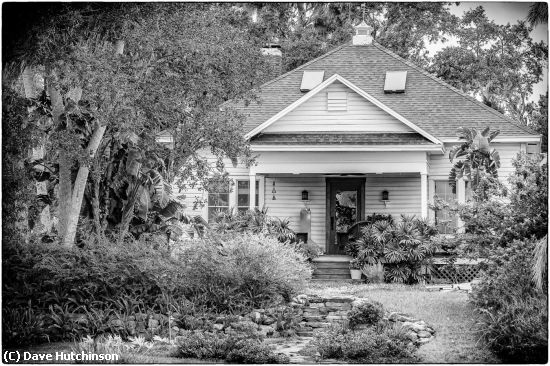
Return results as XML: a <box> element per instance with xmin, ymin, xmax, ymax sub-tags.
<box><xmin>300</xmin><ymin>70</ymin><xmax>324</xmax><ymax>92</ymax></box>
<box><xmin>384</xmin><ymin>71</ymin><xmax>407</xmax><ymax>93</ymax></box>
<box><xmin>327</xmin><ymin>91</ymin><xmax>347</xmax><ymax>111</ymax></box>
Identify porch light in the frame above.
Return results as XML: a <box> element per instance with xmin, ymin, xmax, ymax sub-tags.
<box><xmin>272</xmin><ymin>181</ymin><xmax>277</xmax><ymax>200</ymax></box>
<box><xmin>302</xmin><ymin>190</ymin><xmax>309</xmax><ymax>201</ymax></box>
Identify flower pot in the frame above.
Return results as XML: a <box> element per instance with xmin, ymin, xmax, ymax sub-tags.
<box><xmin>350</xmin><ymin>269</ymin><xmax>362</xmax><ymax>280</ymax></box>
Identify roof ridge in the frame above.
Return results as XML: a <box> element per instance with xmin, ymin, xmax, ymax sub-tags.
<box><xmin>258</xmin><ymin>42</ymin><xmax>352</xmax><ymax>89</ymax></box>
<box><xmin>220</xmin><ymin>42</ymin><xmax>351</xmax><ymax>109</ymax></box>
<box><xmin>371</xmin><ymin>42</ymin><xmax>536</xmax><ymax>135</ymax></box>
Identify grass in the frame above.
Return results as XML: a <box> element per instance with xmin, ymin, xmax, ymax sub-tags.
<box><xmin>306</xmin><ymin>281</ymin><xmax>498</xmax><ymax>363</ymax></box>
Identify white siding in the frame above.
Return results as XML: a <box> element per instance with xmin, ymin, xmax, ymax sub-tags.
<box><xmin>263</xmin><ymin>81</ymin><xmax>415</xmax><ymax>133</ymax></box>
<box><xmin>365</xmin><ymin>174</ymin><xmax>421</xmax><ymax>218</ymax></box>
<box><xmin>263</xmin><ymin>176</ymin><xmax>326</xmax><ymax>250</ymax></box>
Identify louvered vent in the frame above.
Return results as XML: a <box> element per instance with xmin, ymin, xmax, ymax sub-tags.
<box><xmin>300</xmin><ymin>71</ymin><xmax>324</xmax><ymax>92</ymax></box>
<box><xmin>327</xmin><ymin>91</ymin><xmax>347</xmax><ymax>111</ymax></box>
<box><xmin>384</xmin><ymin>71</ymin><xmax>407</xmax><ymax>93</ymax></box>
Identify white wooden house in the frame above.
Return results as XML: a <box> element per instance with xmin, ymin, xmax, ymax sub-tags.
<box><xmin>182</xmin><ymin>22</ymin><xmax>541</xmax><ymax>257</ymax></box>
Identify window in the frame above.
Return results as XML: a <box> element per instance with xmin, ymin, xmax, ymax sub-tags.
<box><xmin>527</xmin><ymin>143</ymin><xmax>539</xmax><ymax>154</ymax></box>
<box><xmin>237</xmin><ymin>180</ymin><xmax>260</xmax><ymax>213</ymax></box>
<box><xmin>300</xmin><ymin>71</ymin><xmax>324</xmax><ymax>92</ymax></box>
<box><xmin>207</xmin><ymin>183</ymin><xmax>230</xmax><ymax>222</ymax></box>
<box><xmin>327</xmin><ymin>91</ymin><xmax>347</xmax><ymax>111</ymax></box>
<box><xmin>384</xmin><ymin>71</ymin><xmax>407</xmax><ymax>93</ymax></box>
<box><xmin>434</xmin><ymin>180</ymin><xmax>458</xmax><ymax>234</ymax></box>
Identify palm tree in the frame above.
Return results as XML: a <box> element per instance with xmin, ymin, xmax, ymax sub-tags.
<box><xmin>448</xmin><ymin>127</ymin><xmax>501</xmax><ymax>197</ymax></box>
<box><xmin>527</xmin><ymin>3</ymin><xmax>548</xmax><ymax>27</ymax></box>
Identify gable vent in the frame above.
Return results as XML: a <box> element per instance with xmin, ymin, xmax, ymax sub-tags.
<box><xmin>300</xmin><ymin>70</ymin><xmax>324</xmax><ymax>92</ymax></box>
<box><xmin>384</xmin><ymin>71</ymin><xmax>407</xmax><ymax>93</ymax></box>
<box><xmin>327</xmin><ymin>91</ymin><xmax>347</xmax><ymax>111</ymax></box>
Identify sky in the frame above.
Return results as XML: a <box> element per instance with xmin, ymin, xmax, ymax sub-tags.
<box><xmin>431</xmin><ymin>2</ymin><xmax>548</xmax><ymax>101</ymax></box>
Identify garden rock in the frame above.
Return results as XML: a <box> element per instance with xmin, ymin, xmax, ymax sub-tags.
<box><xmin>417</xmin><ymin>330</ymin><xmax>432</xmax><ymax>338</ymax></box>
<box><xmin>259</xmin><ymin>325</ymin><xmax>275</xmax><ymax>337</ymax></box>
<box><xmin>213</xmin><ymin>324</ymin><xmax>224</xmax><ymax>331</ymax></box>
<box><xmin>262</xmin><ymin>316</ymin><xmax>276</xmax><ymax>325</ymax></box>
<box><xmin>406</xmin><ymin>332</ymin><xmax>418</xmax><ymax>341</ymax></box>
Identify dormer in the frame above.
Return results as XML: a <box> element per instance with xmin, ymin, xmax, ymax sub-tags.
<box><xmin>352</xmin><ymin>20</ymin><xmax>373</xmax><ymax>46</ymax></box>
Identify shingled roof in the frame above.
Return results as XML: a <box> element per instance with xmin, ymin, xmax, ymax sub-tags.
<box><xmin>232</xmin><ymin>42</ymin><xmax>536</xmax><ymax>139</ymax></box>
<box><xmin>250</xmin><ymin>133</ymin><xmax>433</xmax><ymax>145</ymax></box>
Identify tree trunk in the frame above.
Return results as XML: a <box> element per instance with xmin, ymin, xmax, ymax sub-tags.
<box><xmin>62</xmin><ymin>125</ymin><xmax>107</xmax><ymax>247</ymax></box>
<box><xmin>91</xmin><ymin>158</ymin><xmax>103</xmax><ymax>238</ymax></box>
<box><xmin>61</xmin><ymin>40</ymin><xmax>125</xmax><ymax>247</ymax></box>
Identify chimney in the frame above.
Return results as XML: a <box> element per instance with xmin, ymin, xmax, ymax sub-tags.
<box><xmin>352</xmin><ymin>20</ymin><xmax>373</xmax><ymax>46</ymax></box>
<box><xmin>261</xmin><ymin>39</ymin><xmax>282</xmax><ymax>81</ymax></box>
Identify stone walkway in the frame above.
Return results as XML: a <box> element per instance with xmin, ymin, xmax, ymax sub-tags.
<box><xmin>262</xmin><ymin>294</ymin><xmax>436</xmax><ymax>364</ymax></box>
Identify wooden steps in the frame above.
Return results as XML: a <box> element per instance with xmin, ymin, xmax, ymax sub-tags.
<box><xmin>312</xmin><ymin>256</ymin><xmax>352</xmax><ymax>280</ymax></box>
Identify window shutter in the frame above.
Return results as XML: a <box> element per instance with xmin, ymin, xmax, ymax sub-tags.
<box><xmin>327</xmin><ymin>91</ymin><xmax>347</xmax><ymax>111</ymax></box>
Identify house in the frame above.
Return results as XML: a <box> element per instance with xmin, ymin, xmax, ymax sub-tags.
<box><xmin>182</xmin><ymin>22</ymin><xmax>541</xmax><ymax>257</ymax></box>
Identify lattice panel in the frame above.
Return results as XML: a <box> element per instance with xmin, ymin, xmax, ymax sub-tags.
<box><xmin>426</xmin><ymin>264</ymin><xmax>481</xmax><ymax>284</ymax></box>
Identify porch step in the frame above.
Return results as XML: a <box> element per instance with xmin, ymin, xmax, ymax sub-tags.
<box><xmin>312</xmin><ymin>256</ymin><xmax>352</xmax><ymax>280</ymax></box>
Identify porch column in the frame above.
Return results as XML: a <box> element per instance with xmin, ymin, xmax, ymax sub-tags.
<box><xmin>428</xmin><ymin>179</ymin><xmax>436</xmax><ymax>222</ymax></box>
<box><xmin>456</xmin><ymin>178</ymin><xmax>466</xmax><ymax>233</ymax></box>
<box><xmin>421</xmin><ymin>173</ymin><xmax>428</xmax><ymax>218</ymax></box>
<box><xmin>249</xmin><ymin>173</ymin><xmax>256</xmax><ymax>210</ymax></box>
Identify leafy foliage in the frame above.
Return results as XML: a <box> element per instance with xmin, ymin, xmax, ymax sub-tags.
<box><xmin>347</xmin><ymin>301</ymin><xmax>384</xmax><ymax>329</ymax></box>
<box><xmin>173</xmin><ymin>330</ymin><xmax>289</xmax><ymax>363</ymax></box>
<box><xmin>210</xmin><ymin>208</ymin><xmax>297</xmax><ymax>243</ymax></box>
<box><xmin>351</xmin><ymin>216</ymin><xmax>437</xmax><ymax>284</ymax></box>
<box><xmin>448</xmin><ymin>126</ymin><xmax>501</xmax><ymax>196</ymax></box>
<box><xmin>429</xmin><ymin>6</ymin><xmax>547</xmax><ymax>124</ymax></box>
<box><xmin>174</xmin><ymin>233</ymin><xmax>312</xmax><ymax>312</ymax></box>
<box><xmin>313</xmin><ymin>323</ymin><xmax>416</xmax><ymax>363</ymax></box>
<box><xmin>469</xmin><ymin>239</ymin><xmax>548</xmax><ymax>363</ymax></box>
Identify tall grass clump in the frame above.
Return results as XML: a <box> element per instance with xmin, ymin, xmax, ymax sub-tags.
<box><xmin>176</xmin><ymin>232</ymin><xmax>312</xmax><ymax>312</ymax></box>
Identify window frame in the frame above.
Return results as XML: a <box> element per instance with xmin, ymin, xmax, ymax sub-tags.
<box><xmin>236</xmin><ymin>179</ymin><xmax>260</xmax><ymax>213</ymax></box>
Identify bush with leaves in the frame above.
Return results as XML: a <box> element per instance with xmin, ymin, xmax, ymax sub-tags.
<box><xmin>2</xmin><ymin>235</ymin><xmax>188</xmax><ymax>347</ymax></box>
<box><xmin>469</xmin><ymin>238</ymin><xmax>548</xmax><ymax>363</ymax></box>
<box><xmin>347</xmin><ymin>301</ymin><xmax>384</xmax><ymax>329</ymax></box>
<box><xmin>353</xmin><ymin>216</ymin><xmax>437</xmax><ymax>284</ymax></box>
<box><xmin>173</xmin><ymin>330</ymin><xmax>289</xmax><ymax>363</ymax></box>
<box><xmin>210</xmin><ymin>208</ymin><xmax>296</xmax><ymax>243</ymax></box>
<box><xmin>176</xmin><ymin>232</ymin><xmax>312</xmax><ymax>312</ymax></box>
<box><xmin>313</xmin><ymin>323</ymin><xmax>416</xmax><ymax>363</ymax></box>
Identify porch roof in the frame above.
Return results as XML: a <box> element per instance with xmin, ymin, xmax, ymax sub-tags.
<box><xmin>250</xmin><ymin>133</ymin><xmax>434</xmax><ymax>145</ymax></box>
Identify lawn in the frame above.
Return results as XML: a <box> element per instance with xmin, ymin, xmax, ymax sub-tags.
<box><xmin>306</xmin><ymin>281</ymin><xmax>498</xmax><ymax>363</ymax></box>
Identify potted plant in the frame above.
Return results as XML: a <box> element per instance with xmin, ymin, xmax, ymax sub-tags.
<box><xmin>349</xmin><ymin>258</ymin><xmax>363</xmax><ymax>280</ymax></box>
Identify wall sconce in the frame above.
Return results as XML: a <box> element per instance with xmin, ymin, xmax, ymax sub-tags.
<box><xmin>302</xmin><ymin>190</ymin><xmax>309</xmax><ymax>201</ymax></box>
<box><xmin>381</xmin><ymin>190</ymin><xmax>390</xmax><ymax>207</ymax></box>
<box><xmin>272</xmin><ymin>181</ymin><xmax>277</xmax><ymax>200</ymax></box>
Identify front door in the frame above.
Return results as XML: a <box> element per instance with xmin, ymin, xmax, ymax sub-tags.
<box><xmin>326</xmin><ymin>178</ymin><xmax>365</xmax><ymax>255</ymax></box>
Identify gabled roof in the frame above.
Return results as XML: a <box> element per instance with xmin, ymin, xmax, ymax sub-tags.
<box><xmin>230</xmin><ymin>42</ymin><xmax>537</xmax><ymax>139</ymax></box>
<box><xmin>245</xmin><ymin>74</ymin><xmax>441</xmax><ymax>144</ymax></box>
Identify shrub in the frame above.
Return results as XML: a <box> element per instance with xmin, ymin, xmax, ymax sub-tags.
<box><xmin>2</xmin><ymin>236</ymin><xmax>188</xmax><ymax>346</ymax></box>
<box><xmin>173</xmin><ymin>330</ymin><xmax>289</xmax><ymax>363</ymax></box>
<box><xmin>470</xmin><ymin>239</ymin><xmax>548</xmax><ymax>363</ymax></box>
<box><xmin>347</xmin><ymin>301</ymin><xmax>384</xmax><ymax>329</ymax></box>
<box><xmin>353</xmin><ymin>215</ymin><xmax>437</xmax><ymax>284</ymax></box>
<box><xmin>226</xmin><ymin>339</ymin><xmax>290</xmax><ymax>364</ymax></box>
<box><xmin>313</xmin><ymin>323</ymin><xmax>416</xmax><ymax>363</ymax></box>
<box><xmin>178</xmin><ymin>233</ymin><xmax>312</xmax><ymax>312</ymax></box>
